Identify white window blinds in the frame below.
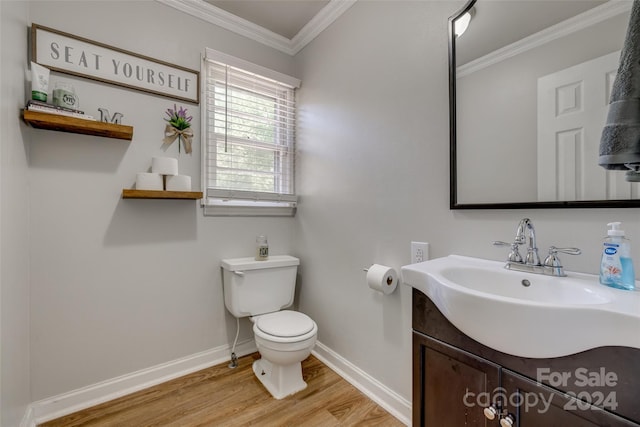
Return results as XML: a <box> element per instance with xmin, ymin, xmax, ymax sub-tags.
<box><xmin>202</xmin><ymin>48</ymin><xmax>300</xmax><ymax>216</ymax></box>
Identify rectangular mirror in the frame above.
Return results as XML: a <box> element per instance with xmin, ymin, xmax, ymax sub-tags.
<box><xmin>449</xmin><ymin>0</ymin><xmax>640</xmax><ymax>209</ymax></box>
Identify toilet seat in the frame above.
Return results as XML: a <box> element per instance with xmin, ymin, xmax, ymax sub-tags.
<box><xmin>254</xmin><ymin>310</ymin><xmax>317</xmax><ymax>344</ymax></box>
<box><xmin>257</xmin><ymin>310</ymin><xmax>314</xmax><ymax>337</ymax></box>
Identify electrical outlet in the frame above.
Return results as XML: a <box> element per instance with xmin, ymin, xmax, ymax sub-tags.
<box><xmin>411</xmin><ymin>242</ymin><xmax>429</xmax><ymax>264</ymax></box>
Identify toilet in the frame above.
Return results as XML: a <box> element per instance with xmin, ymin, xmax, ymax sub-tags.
<box><xmin>221</xmin><ymin>255</ymin><xmax>317</xmax><ymax>399</ymax></box>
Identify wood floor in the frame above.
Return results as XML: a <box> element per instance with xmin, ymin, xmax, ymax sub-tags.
<box><xmin>39</xmin><ymin>353</ymin><xmax>405</xmax><ymax>427</ymax></box>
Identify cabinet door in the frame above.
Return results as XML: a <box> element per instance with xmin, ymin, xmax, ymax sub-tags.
<box><xmin>413</xmin><ymin>332</ymin><xmax>501</xmax><ymax>427</ymax></box>
<box><xmin>501</xmin><ymin>370</ymin><xmax>639</xmax><ymax>427</ymax></box>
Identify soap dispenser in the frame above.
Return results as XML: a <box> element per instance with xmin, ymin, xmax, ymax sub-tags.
<box><xmin>600</xmin><ymin>222</ymin><xmax>636</xmax><ymax>290</ymax></box>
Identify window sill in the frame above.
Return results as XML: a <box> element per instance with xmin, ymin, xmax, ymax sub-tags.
<box><xmin>202</xmin><ymin>200</ymin><xmax>296</xmax><ymax>217</ymax></box>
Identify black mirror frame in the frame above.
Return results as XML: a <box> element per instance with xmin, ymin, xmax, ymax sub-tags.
<box><xmin>448</xmin><ymin>0</ymin><xmax>640</xmax><ymax>210</ymax></box>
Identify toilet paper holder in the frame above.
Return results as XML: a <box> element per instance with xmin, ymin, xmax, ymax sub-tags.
<box><xmin>364</xmin><ymin>264</ymin><xmax>398</xmax><ymax>293</ymax></box>
<box><xmin>364</xmin><ymin>265</ymin><xmax>395</xmax><ymax>284</ymax></box>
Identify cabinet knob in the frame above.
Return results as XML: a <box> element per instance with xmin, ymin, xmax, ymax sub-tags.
<box><xmin>483</xmin><ymin>405</ymin><xmax>498</xmax><ymax>420</ymax></box>
<box><xmin>500</xmin><ymin>414</ymin><xmax>515</xmax><ymax>427</ymax></box>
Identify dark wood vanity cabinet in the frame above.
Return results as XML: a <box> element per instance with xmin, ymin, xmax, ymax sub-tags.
<box><xmin>413</xmin><ymin>332</ymin><xmax>500</xmax><ymax>426</ymax></box>
<box><xmin>412</xmin><ymin>288</ymin><xmax>640</xmax><ymax>427</ymax></box>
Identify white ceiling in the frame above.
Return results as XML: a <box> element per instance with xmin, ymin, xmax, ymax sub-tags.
<box><xmin>156</xmin><ymin>0</ymin><xmax>355</xmax><ymax>55</ymax></box>
<box><xmin>206</xmin><ymin>0</ymin><xmax>330</xmax><ymax>40</ymax></box>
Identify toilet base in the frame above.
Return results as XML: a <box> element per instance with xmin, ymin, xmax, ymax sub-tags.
<box><xmin>252</xmin><ymin>358</ymin><xmax>308</xmax><ymax>399</ymax></box>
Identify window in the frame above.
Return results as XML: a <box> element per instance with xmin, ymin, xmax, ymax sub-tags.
<box><xmin>202</xmin><ymin>48</ymin><xmax>300</xmax><ymax>216</ymax></box>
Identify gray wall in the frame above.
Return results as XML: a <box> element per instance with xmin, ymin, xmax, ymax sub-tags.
<box><xmin>1</xmin><ymin>1</ymin><xmax>32</xmax><ymax>426</ymax></box>
<box><xmin>26</xmin><ymin>0</ymin><xmax>297</xmax><ymax>400</ymax></box>
<box><xmin>294</xmin><ymin>0</ymin><xmax>455</xmax><ymax>397</ymax></box>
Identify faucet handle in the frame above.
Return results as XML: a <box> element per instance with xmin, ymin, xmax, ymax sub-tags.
<box><xmin>543</xmin><ymin>246</ymin><xmax>581</xmax><ymax>276</ymax></box>
<box><xmin>493</xmin><ymin>241</ymin><xmax>523</xmax><ymax>263</ymax></box>
<box><xmin>547</xmin><ymin>246</ymin><xmax>581</xmax><ymax>257</ymax></box>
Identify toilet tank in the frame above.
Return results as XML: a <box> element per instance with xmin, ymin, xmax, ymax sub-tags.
<box><xmin>221</xmin><ymin>255</ymin><xmax>300</xmax><ymax>318</ymax></box>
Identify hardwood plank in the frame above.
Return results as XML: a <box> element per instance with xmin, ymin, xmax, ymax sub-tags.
<box><xmin>39</xmin><ymin>353</ymin><xmax>404</xmax><ymax>426</ymax></box>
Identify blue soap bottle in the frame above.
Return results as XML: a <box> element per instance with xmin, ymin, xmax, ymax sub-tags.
<box><xmin>600</xmin><ymin>222</ymin><xmax>636</xmax><ymax>290</ymax></box>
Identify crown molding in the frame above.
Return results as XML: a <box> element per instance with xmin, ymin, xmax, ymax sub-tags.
<box><xmin>457</xmin><ymin>0</ymin><xmax>632</xmax><ymax>77</ymax></box>
<box><xmin>155</xmin><ymin>0</ymin><xmax>356</xmax><ymax>56</ymax></box>
<box><xmin>291</xmin><ymin>0</ymin><xmax>357</xmax><ymax>54</ymax></box>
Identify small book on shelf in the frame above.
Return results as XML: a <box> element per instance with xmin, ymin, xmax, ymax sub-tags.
<box><xmin>26</xmin><ymin>99</ymin><xmax>85</xmax><ymax>114</ymax></box>
<box><xmin>25</xmin><ymin>100</ymin><xmax>95</xmax><ymax>121</ymax></box>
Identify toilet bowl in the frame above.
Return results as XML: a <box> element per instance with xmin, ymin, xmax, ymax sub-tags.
<box><xmin>251</xmin><ymin>310</ymin><xmax>318</xmax><ymax>399</ymax></box>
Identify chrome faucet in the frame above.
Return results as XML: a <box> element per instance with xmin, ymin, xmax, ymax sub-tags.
<box><xmin>493</xmin><ymin>218</ymin><xmax>581</xmax><ymax>277</ymax></box>
<box><xmin>515</xmin><ymin>218</ymin><xmax>541</xmax><ymax>266</ymax></box>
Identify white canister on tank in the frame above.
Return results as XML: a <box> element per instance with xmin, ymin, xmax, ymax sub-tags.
<box><xmin>255</xmin><ymin>235</ymin><xmax>269</xmax><ymax>261</ymax></box>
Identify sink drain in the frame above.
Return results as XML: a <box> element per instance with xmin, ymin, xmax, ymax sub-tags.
<box><xmin>521</xmin><ymin>279</ymin><xmax>531</xmax><ymax>287</ymax></box>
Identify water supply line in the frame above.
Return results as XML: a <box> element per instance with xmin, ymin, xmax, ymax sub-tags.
<box><xmin>229</xmin><ymin>317</ymin><xmax>240</xmax><ymax>369</ymax></box>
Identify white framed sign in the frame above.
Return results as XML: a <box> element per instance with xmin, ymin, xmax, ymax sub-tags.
<box><xmin>32</xmin><ymin>24</ymin><xmax>199</xmax><ymax>104</ymax></box>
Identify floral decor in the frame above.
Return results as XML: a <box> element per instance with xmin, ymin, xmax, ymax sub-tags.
<box><xmin>163</xmin><ymin>104</ymin><xmax>193</xmax><ymax>154</ymax></box>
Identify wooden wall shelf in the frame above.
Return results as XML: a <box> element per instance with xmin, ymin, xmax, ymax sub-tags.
<box><xmin>122</xmin><ymin>189</ymin><xmax>203</xmax><ymax>200</ymax></box>
<box><xmin>22</xmin><ymin>110</ymin><xmax>134</xmax><ymax>140</ymax></box>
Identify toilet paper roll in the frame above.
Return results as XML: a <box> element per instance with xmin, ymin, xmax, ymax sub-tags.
<box><xmin>366</xmin><ymin>264</ymin><xmax>398</xmax><ymax>295</ymax></box>
<box><xmin>151</xmin><ymin>157</ymin><xmax>178</xmax><ymax>176</ymax></box>
<box><xmin>166</xmin><ymin>174</ymin><xmax>191</xmax><ymax>191</ymax></box>
<box><xmin>135</xmin><ymin>172</ymin><xmax>163</xmax><ymax>191</ymax></box>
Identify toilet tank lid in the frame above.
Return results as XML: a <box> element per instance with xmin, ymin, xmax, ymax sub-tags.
<box><xmin>221</xmin><ymin>255</ymin><xmax>299</xmax><ymax>271</ymax></box>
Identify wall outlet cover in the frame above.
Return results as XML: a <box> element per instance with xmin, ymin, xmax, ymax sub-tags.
<box><xmin>411</xmin><ymin>242</ymin><xmax>429</xmax><ymax>264</ymax></box>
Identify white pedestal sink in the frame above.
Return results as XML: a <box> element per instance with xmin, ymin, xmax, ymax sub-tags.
<box><xmin>401</xmin><ymin>255</ymin><xmax>640</xmax><ymax>358</ymax></box>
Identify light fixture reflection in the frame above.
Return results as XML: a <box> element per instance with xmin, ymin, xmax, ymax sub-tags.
<box><xmin>455</xmin><ymin>8</ymin><xmax>475</xmax><ymax>37</ymax></box>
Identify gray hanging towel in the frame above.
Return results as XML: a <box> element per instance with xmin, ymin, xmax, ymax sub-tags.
<box><xmin>599</xmin><ymin>0</ymin><xmax>640</xmax><ymax>181</ymax></box>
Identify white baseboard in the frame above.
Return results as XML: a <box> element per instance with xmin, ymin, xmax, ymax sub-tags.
<box><xmin>21</xmin><ymin>339</ymin><xmax>411</xmax><ymax>427</ymax></box>
<box><xmin>312</xmin><ymin>341</ymin><xmax>411</xmax><ymax>426</ymax></box>
<box><xmin>20</xmin><ymin>405</ymin><xmax>35</xmax><ymax>427</ymax></box>
<box><xmin>23</xmin><ymin>339</ymin><xmax>257</xmax><ymax>427</ymax></box>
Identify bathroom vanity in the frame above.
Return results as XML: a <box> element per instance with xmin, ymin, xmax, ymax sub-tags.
<box><xmin>412</xmin><ymin>288</ymin><xmax>640</xmax><ymax>426</ymax></box>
